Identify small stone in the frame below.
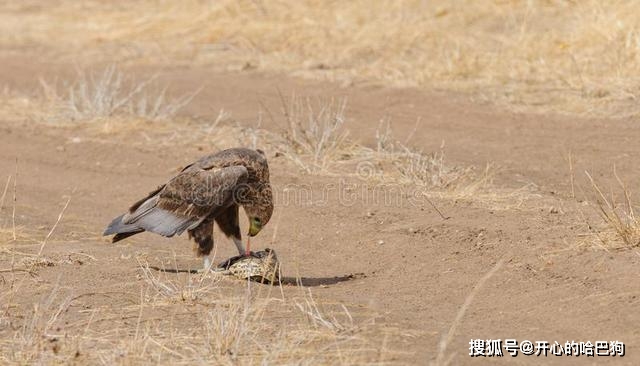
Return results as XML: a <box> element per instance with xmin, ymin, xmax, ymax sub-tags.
<box><xmin>377</xmin><ymin>240</ymin><xmax>384</xmax><ymax>245</ymax></box>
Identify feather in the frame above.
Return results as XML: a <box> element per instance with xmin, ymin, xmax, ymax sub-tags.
<box><xmin>103</xmin><ymin>148</ymin><xmax>273</xmax><ymax>257</ymax></box>
<box><xmin>112</xmin><ymin>231</ymin><xmax>144</xmax><ymax>243</ymax></box>
<box><xmin>129</xmin><ymin>207</ymin><xmax>199</xmax><ymax>237</ymax></box>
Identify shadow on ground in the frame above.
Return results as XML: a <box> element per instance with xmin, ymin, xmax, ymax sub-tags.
<box><xmin>148</xmin><ymin>266</ymin><xmax>366</xmax><ymax>287</ymax></box>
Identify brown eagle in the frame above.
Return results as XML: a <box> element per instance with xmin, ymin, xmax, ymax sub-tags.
<box><xmin>103</xmin><ymin>148</ymin><xmax>273</xmax><ymax>270</ymax></box>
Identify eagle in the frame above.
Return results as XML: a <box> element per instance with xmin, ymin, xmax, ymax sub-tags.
<box><xmin>103</xmin><ymin>148</ymin><xmax>273</xmax><ymax>270</ymax></box>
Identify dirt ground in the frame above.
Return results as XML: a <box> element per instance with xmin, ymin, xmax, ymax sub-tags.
<box><xmin>1</xmin><ymin>51</ymin><xmax>640</xmax><ymax>365</ymax></box>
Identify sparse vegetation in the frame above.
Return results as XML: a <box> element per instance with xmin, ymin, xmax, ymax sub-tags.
<box><xmin>263</xmin><ymin>95</ymin><xmax>484</xmax><ymax>196</ymax></box>
<box><xmin>274</xmin><ymin>95</ymin><xmax>356</xmax><ymax>173</ymax></box>
<box><xmin>3</xmin><ymin>1</ymin><xmax>640</xmax><ymax>116</ymax></box>
<box><xmin>0</xmin><ymin>171</ymin><xmax>402</xmax><ymax>365</ymax></box>
<box><xmin>282</xmin><ymin>96</ymin><xmax>349</xmax><ymax>171</ymax></box>
<box><xmin>39</xmin><ymin>65</ymin><xmax>200</xmax><ymax>123</ymax></box>
<box><xmin>3</xmin><ymin>1</ymin><xmax>640</xmax><ymax>365</ymax></box>
<box><xmin>0</xmin><ymin>261</ymin><xmax>401</xmax><ymax>365</ymax></box>
<box><xmin>586</xmin><ymin>170</ymin><xmax>640</xmax><ymax>249</ymax></box>
<box><xmin>370</xmin><ymin>121</ymin><xmax>478</xmax><ymax>190</ymax></box>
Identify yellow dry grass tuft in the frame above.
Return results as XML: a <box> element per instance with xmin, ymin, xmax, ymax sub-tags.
<box><xmin>249</xmin><ymin>96</ymin><xmax>518</xmax><ymax>210</ymax></box>
<box><xmin>256</xmin><ymin>95</ymin><xmax>489</xmax><ymax>203</ymax></box>
<box><xmin>368</xmin><ymin>120</ymin><xmax>480</xmax><ymax>191</ymax></box>
<box><xmin>274</xmin><ymin>94</ymin><xmax>359</xmax><ymax>173</ymax></box>
<box><xmin>0</xmin><ymin>263</ymin><xmax>407</xmax><ymax>365</ymax></box>
<box><xmin>2</xmin><ymin>0</ymin><xmax>640</xmax><ymax>116</ymax></box>
<box><xmin>39</xmin><ymin>65</ymin><xmax>200</xmax><ymax>124</ymax></box>
<box><xmin>586</xmin><ymin>170</ymin><xmax>640</xmax><ymax>249</ymax></box>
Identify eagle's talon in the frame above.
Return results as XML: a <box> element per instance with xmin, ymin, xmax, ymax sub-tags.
<box><xmin>102</xmin><ymin>148</ymin><xmax>274</xmax><ymax>273</ymax></box>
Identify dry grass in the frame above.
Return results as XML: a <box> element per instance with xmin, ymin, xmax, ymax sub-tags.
<box><xmin>247</xmin><ymin>96</ymin><xmax>524</xmax><ymax>211</ymax></box>
<box><xmin>39</xmin><ymin>65</ymin><xmax>200</xmax><ymax>124</ymax></box>
<box><xmin>261</xmin><ymin>95</ymin><xmax>479</xmax><ymax>191</ymax></box>
<box><xmin>0</xmin><ymin>282</ymin><xmax>75</xmax><ymax>364</ymax></box>
<box><xmin>0</xmin><ymin>173</ymin><xmax>89</xmax><ymax>275</ymax></box>
<box><xmin>0</xmin><ymin>79</ymin><xmax>239</xmax><ymax>151</ymax></box>
<box><xmin>2</xmin><ymin>0</ymin><xmax>640</xmax><ymax>116</ymax></box>
<box><xmin>586</xmin><ymin>170</ymin><xmax>640</xmax><ymax>249</ymax></box>
<box><xmin>0</xmin><ymin>67</ymin><xmax>201</xmax><ymax>134</ymax></box>
<box><xmin>253</xmin><ymin>95</ymin><xmax>496</xmax><ymax>206</ymax></box>
<box><xmin>370</xmin><ymin>125</ymin><xmax>535</xmax><ymax>210</ymax></box>
<box><xmin>3</xmin><ymin>80</ymin><xmax>485</xmax><ymax>199</ymax></box>
<box><xmin>368</xmin><ymin>120</ymin><xmax>479</xmax><ymax>191</ymax></box>
<box><xmin>0</xmin><ymin>261</ymin><xmax>405</xmax><ymax>365</ymax></box>
<box><xmin>433</xmin><ymin>258</ymin><xmax>505</xmax><ymax>366</ymax></box>
<box><xmin>273</xmin><ymin>94</ymin><xmax>358</xmax><ymax>173</ymax></box>
<box><xmin>0</xmin><ymin>184</ymin><xmax>404</xmax><ymax>365</ymax></box>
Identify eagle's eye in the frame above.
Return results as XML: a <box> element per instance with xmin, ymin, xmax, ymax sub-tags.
<box><xmin>253</xmin><ymin>217</ymin><xmax>262</xmax><ymax>226</ymax></box>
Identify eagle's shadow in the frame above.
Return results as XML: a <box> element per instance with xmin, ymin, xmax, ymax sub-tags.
<box><xmin>279</xmin><ymin>274</ymin><xmax>365</xmax><ymax>287</ymax></box>
<box><xmin>148</xmin><ymin>266</ymin><xmax>364</xmax><ymax>287</ymax></box>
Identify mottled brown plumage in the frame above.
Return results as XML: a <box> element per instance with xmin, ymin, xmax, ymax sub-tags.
<box><xmin>103</xmin><ymin>148</ymin><xmax>273</xmax><ymax>266</ymax></box>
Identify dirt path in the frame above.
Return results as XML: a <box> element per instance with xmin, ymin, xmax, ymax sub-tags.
<box><xmin>1</xmin><ymin>58</ymin><xmax>640</xmax><ymax>364</ymax></box>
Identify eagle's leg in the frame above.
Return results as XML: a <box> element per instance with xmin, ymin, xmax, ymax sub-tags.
<box><xmin>215</xmin><ymin>205</ymin><xmax>247</xmax><ymax>256</ymax></box>
<box><xmin>188</xmin><ymin>220</ymin><xmax>215</xmax><ymax>272</ymax></box>
<box><xmin>197</xmin><ymin>236</ymin><xmax>214</xmax><ymax>272</ymax></box>
<box><xmin>233</xmin><ymin>236</ymin><xmax>245</xmax><ymax>256</ymax></box>
<box><xmin>203</xmin><ymin>255</ymin><xmax>212</xmax><ymax>271</ymax></box>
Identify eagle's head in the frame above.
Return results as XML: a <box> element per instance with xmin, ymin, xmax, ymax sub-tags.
<box><xmin>244</xmin><ymin>183</ymin><xmax>273</xmax><ymax>237</ymax></box>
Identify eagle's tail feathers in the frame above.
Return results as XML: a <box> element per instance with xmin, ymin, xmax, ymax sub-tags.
<box><xmin>131</xmin><ymin>207</ymin><xmax>196</xmax><ymax>237</ymax></box>
<box><xmin>103</xmin><ymin>214</ymin><xmax>145</xmax><ymax>242</ymax></box>
<box><xmin>112</xmin><ymin>230</ymin><xmax>144</xmax><ymax>243</ymax></box>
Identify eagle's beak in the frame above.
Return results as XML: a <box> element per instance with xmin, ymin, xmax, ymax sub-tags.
<box><xmin>248</xmin><ymin>221</ymin><xmax>261</xmax><ymax>237</ymax></box>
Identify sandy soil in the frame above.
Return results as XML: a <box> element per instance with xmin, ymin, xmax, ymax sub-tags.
<box><xmin>1</xmin><ymin>55</ymin><xmax>640</xmax><ymax>365</ymax></box>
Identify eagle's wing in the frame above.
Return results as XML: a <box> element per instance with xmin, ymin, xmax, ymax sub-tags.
<box><xmin>105</xmin><ymin>165</ymin><xmax>247</xmax><ymax>239</ymax></box>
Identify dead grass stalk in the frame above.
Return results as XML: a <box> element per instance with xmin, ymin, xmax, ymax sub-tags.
<box><xmin>39</xmin><ymin>65</ymin><xmax>200</xmax><ymax>123</ymax></box>
<box><xmin>586</xmin><ymin>170</ymin><xmax>640</xmax><ymax>248</ymax></box>
<box><xmin>434</xmin><ymin>258</ymin><xmax>505</xmax><ymax>366</ymax></box>
<box><xmin>37</xmin><ymin>195</ymin><xmax>71</xmax><ymax>257</ymax></box>
<box><xmin>4</xmin><ymin>1</ymin><xmax>640</xmax><ymax>116</ymax></box>
<box><xmin>278</xmin><ymin>94</ymin><xmax>355</xmax><ymax>173</ymax></box>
